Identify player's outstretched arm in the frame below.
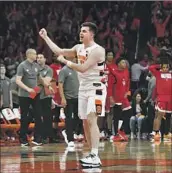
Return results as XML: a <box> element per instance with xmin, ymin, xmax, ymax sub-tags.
<box><xmin>39</xmin><ymin>28</ymin><xmax>77</xmax><ymax>58</ymax></box>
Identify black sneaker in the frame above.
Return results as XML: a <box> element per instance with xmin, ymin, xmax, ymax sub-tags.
<box><xmin>20</xmin><ymin>138</ymin><xmax>29</xmax><ymax>147</ymax></box>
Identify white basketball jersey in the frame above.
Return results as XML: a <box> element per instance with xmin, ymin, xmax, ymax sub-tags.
<box><xmin>76</xmin><ymin>43</ymin><xmax>105</xmax><ymax>90</ymax></box>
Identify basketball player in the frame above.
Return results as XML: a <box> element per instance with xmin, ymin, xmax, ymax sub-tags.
<box><xmin>148</xmin><ymin>57</ymin><xmax>172</xmax><ymax>141</ymax></box>
<box><xmin>108</xmin><ymin>57</ymin><xmax>130</xmax><ymax>141</ymax></box>
<box><xmin>39</xmin><ymin>22</ymin><xmax>106</xmax><ymax>167</ymax></box>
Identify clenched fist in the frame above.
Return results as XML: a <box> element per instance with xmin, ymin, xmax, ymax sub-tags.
<box><xmin>39</xmin><ymin>28</ymin><xmax>47</xmax><ymax>39</ymax></box>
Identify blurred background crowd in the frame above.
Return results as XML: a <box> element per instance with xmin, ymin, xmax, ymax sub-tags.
<box><xmin>0</xmin><ymin>1</ymin><xmax>172</xmax><ymax>78</ymax></box>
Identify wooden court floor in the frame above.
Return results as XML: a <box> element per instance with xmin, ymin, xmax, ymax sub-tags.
<box><xmin>0</xmin><ymin>140</ymin><xmax>172</xmax><ymax>173</ymax></box>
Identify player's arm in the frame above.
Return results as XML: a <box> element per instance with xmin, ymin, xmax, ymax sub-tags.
<box><xmin>148</xmin><ymin>64</ymin><xmax>160</xmax><ymax>77</ymax></box>
<box><xmin>58</xmin><ymin>69</ymin><xmax>67</xmax><ymax>107</ymax></box>
<box><xmin>59</xmin><ymin>47</ymin><xmax>105</xmax><ymax>73</ymax></box>
<box><xmin>139</xmin><ymin>64</ymin><xmax>149</xmax><ymax>71</ymax></box>
<box><xmin>39</xmin><ymin>28</ymin><xmax>77</xmax><ymax>58</ymax></box>
<box><xmin>107</xmin><ymin>65</ymin><xmax>120</xmax><ymax>78</ymax></box>
<box><xmin>16</xmin><ymin>64</ymin><xmax>33</xmax><ymax>92</ymax></box>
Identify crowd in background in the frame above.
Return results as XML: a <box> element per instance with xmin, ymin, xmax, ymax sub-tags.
<box><xmin>0</xmin><ymin>1</ymin><xmax>172</xmax><ymax>143</ymax></box>
<box><xmin>0</xmin><ymin>1</ymin><xmax>172</xmax><ymax>74</ymax></box>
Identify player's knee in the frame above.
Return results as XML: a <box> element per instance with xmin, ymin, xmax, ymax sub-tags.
<box><xmin>87</xmin><ymin>112</ymin><xmax>97</xmax><ymax>125</ymax></box>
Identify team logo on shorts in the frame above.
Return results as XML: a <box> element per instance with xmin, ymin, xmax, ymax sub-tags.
<box><xmin>95</xmin><ymin>99</ymin><xmax>102</xmax><ymax>115</ymax></box>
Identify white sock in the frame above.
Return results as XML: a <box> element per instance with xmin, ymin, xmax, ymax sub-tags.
<box><xmin>91</xmin><ymin>148</ymin><xmax>98</xmax><ymax>156</ymax></box>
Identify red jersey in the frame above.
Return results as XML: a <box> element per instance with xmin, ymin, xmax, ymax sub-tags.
<box><xmin>49</xmin><ymin>63</ymin><xmax>62</xmax><ymax>105</ymax></box>
<box><xmin>106</xmin><ymin>63</ymin><xmax>117</xmax><ymax>97</ymax></box>
<box><xmin>49</xmin><ymin>63</ymin><xmax>62</xmax><ymax>81</ymax></box>
<box><xmin>149</xmin><ymin>65</ymin><xmax>172</xmax><ymax>102</ymax></box>
<box><xmin>108</xmin><ymin>65</ymin><xmax>130</xmax><ymax>104</ymax></box>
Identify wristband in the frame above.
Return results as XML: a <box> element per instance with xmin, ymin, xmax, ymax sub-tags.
<box><xmin>66</xmin><ymin>61</ymin><xmax>73</xmax><ymax>68</ymax></box>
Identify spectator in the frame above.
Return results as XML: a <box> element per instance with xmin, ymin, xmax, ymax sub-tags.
<box><xmin>153</xmin><ymin>9</ymin><xmax>171</xmax><ymax>41</ymax></box>
<box><xmin>130</xmin><ymin>93</ymin><xmax>147</xmax><ymax>139</ymax></box>
<box><xmin>131</xmin><ymin>58</ymin><xmax>148</xmax><ymax>93</ymax></box>
<box><xmin>144</xmin><ymin>72</ymin><xmax>156</xmax><ymax>138</ymax></box>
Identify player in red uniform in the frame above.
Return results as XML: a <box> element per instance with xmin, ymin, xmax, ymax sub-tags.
<box><xmin>49</xmin><ymin>56</ymin><xmax>62</xmax><ymax>105</ymax></box>
<box><xmin>148</xmin><ymin>57</ymin><xmax>172</xmax><ymax>141</ymax></box>
<box><xmin>49</xmin><ymin>56</ymin><xmax>63</xmax><ymax>132</ymax></box>
<box><xmin>119</xmin><ymin>63</ymin><xmax>132</xmax><ymax>141</ymax></box>
<box><xmin>105</xmin><ymin>51</ymin><xmax>117</xmax><ymax>137</ymax></box>
<box><xmin>108</xmin><ymin>57</ymin><xmax>130</xmax><ymax>141</ymax></box>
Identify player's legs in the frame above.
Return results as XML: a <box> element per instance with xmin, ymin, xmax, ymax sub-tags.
<box><xmin>79</xmin><ymin>88</ymin><xmax>106</xmax><ymax>166</ymax></box>
<box><xmin>82</xmin><ymin>119</ymin><xmax>91</xmax><ymax>148</ymax></box>
<box><xmin>153</xmin><ymin>110</ymin><xmax>165</xmax><ymax>141</ymax></box>
<box><xmin>78</xmin><ymin>91</ymin><xmax>91</xmax><ymax>148</ymax></box>
<box><xmin>153</xmin><ymin>110</ymin><xmax>164</xmax><ymax>132</ymax></box>
<box><xmin>106</xmin><ymin>108</ymin><xmax>113</xmax><ymax>136</ymax></box>
<box><xmin>154</xmin><ymin>101</ymin><xmax>168</xmax><ymax>132</ymax></box>
<box><xmin>88</xmin><ymin>112</ymin><xmax>100</xmax><ymax>155</ymax></box>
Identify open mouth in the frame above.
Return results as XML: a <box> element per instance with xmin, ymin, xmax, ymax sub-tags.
<box><xmin>80</xmin><ymin>35</ymin><xmax>84</xmax><ymax>39</ymax></box>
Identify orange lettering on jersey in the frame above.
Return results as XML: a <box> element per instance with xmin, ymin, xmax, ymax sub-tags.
<box><xmin>78</xmin><ymin>55</ymin><xmax>87</xmax><ymax>64</ymax></box>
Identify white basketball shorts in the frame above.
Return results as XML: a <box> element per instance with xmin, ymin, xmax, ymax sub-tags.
<box><xmin>78</xmin><ymin>86</ymin><xmax>107</xmax><ymax>119</ymax></box>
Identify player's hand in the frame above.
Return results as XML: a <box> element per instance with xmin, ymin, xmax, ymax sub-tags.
<box><xmin>43</xmin><ymin>78</ymin><xmax>51</xmax><ymax>87</ymax></box>
<box><xmin>51</xmin><ymin>99</ymin><xmax>56</xmax><ymax>109</ymax></box>
<box><xmin>124</xmin><ymin>92</ymin><xmax>128</xmax><ymax>98</ymax></box>
<box><xmin>61</xmin><ymin>97</ymin><xmax>67</xmax><ymax>108</ymax></box>
<box><xmin>57</xmin><ymin>55</ymin><xmax>67</xmax><ymax>64</ymax></box>
<box><xmin>48</xmin><ymin>85</ymin><xmax>55</xmax><ymax>94</ymax></box>
<box><xmin>136</xmin><ymin>113</ymin><xmax>141</xmax><ymax>118</ymax></box>
<box><xmin>27</xmin><ymin>88</ymin><xmax>35</xmax><ymax>93</ymax></box>
<box><xmin>39</xmin><ymin>28</ymin><xmax>47</xmax><ymax>39</ymax></box>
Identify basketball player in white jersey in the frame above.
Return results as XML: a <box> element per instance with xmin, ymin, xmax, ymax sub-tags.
<box><xmin>39</xmin><ymin>22</ymin><xmax>106</xmax><ymax>167</ymax></box>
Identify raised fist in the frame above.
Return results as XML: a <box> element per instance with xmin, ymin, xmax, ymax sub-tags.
<box><xmin>39</xmin><ymin>28</ymin><xmax>47</xmax><ymax>39</ymax></box>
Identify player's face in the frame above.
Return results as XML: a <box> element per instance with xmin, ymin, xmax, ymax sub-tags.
<box><xmin>119</xmin><ymin>60</ymin><xmax>126</xmax><ymax>69</ymax></box>
<box><xmin>79</xmin><ymin>26</ymin><xmax>93</xmax><ymax>43</ymax></box>
<box><xmin>37</xmin><ymin>55</ymin><xmax>46</xmax><ymax>65</ymax></box>
<box><xmin>161</xmin><ymin>64</ymin><xmax>169</xmax><ymax>72</ymax></box>
<box><xmin>106</xmin><ymin>52</ymin><xmax>114</xmax><ymax>62</ymax></box>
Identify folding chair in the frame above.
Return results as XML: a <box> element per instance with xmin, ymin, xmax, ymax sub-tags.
<box><xmin>1</xmin><ymin>108</ymin><xmax>20</xmax><ymax>144</ymax></box>
<box><xmin>1</xmin><ymin>108</ymin><xmax>35</xmax><ymax>144</ymax></box>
